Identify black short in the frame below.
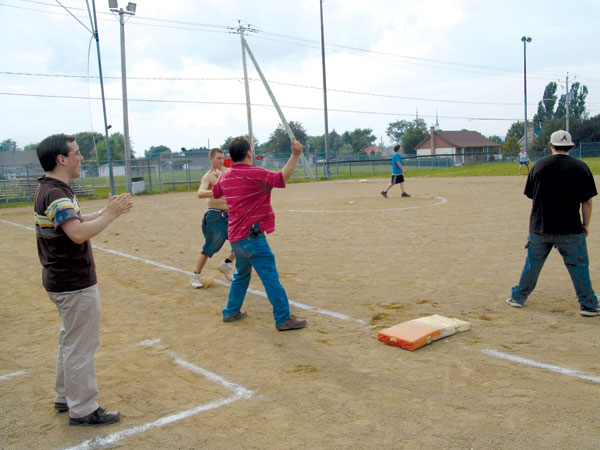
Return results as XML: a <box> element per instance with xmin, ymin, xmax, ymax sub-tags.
<box><xmin>391</xmin><ymin>174</ymin><xmax>405</xmax><ymax>184</ymax></box>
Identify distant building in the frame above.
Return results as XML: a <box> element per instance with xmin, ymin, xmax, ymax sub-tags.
<box><xmin>361</xmin><ymin>145</ymin><xmax>382</xmax><ymax>156</ymax></box>
<box><xmin>98</xmin><ymin>164</ymin><xmax>126</xmax><ymax>177</ymax></box>
<box><xmin>0</xmin><ymin>150</ymin><xmax>40</xmax><ymax>166</ymax></box>
<box><xmin>415</xmin><ymin>127</ymin><xmax>501</xmax><ymax>165</ymax></box>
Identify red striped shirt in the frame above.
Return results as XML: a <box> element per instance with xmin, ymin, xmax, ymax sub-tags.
<box><xmin>212</xmin><ymin>163</ymin><xmax>285</xmax><ymax>242</ymax></box>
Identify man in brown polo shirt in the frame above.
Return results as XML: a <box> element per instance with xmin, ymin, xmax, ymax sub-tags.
<box><xmin>34</xmin><ymin>134</ymin><xmax>132</xmax><ymax>426</ymax></box>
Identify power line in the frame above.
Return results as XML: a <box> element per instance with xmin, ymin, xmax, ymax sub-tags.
<box><xmin>0</xmin><ymin>91</ymin><xmax>522</xmax><ymax>122</ymax></box>
<box><xmin>0</xmin><ymin>71</ymin><xmax>539</xmax><ymax>107</ymax></box>
<box><xmin>3</xmin><ymin>0</ymin><xmax>582</xmax><ymax>81</ymax></box>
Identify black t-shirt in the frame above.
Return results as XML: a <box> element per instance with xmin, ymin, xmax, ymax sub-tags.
<box><xmin>525</xmin><ymin>154</ymin><xmax>597</xmax><ymax>234</ymax></box>
<box><xmin>34</xmin><ymin>176</ymin><xmax>97</xmax><ymax>292</ymax></box>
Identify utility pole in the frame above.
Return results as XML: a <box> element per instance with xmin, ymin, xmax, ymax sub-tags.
<box><xmin>110</xmin><ymin>1</ymin><xmax>136</xmax><ymax>193</ymax></box>
<box><xmin>565</xmin><ymin>72</ymin><xmax>570</xmax><ymax>133</ymax></box>
<box><xmin>521</xmin><ymin>36</ymin><xmax>532</xmax><ymax>153</ymax></box>
<box><xmin>239</xmin><ymin>21</ymin><xmax>254</xmax><ymax>150</ymax></box>
<box><xmin>319</xmin><ymin>0</ymin><xmax>330</xmax><ymax>178</ymax></box>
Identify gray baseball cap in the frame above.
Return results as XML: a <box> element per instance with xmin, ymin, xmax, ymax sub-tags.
<box><xmin>550</xmin><ymin>130</ymin><xmax>573</xmax><ymax>147</ymax></box>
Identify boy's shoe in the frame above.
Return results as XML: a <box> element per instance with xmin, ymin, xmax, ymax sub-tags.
<box><xmin>223</xmin><ymin>311</ymin><xmax>247</xmax><ymax>323</ymax></box>
<box><xmin>276</xmin><ymin>315</ymin><xmax>307</xmax><ymax>331</ymax></box>
<box><xmin>69</xmin><ymin>407</ymin><xmax>120</xmax><ymax>426</ymax></box>
<box><xmin>506</xmin><ymin>297</ymin><xmax>524</xmax><ymax>308</ymax></box>
<box><xmin>580</xmin><ymin>304</ymin><xmax>600</xmax><ymax>317</ymax></box>
<box><xmin>189</xmin><ymin>272</ymin><xmax>203</xmax><ymax>289</ymax></box>
<box><xmin>218</xmin><ymin>261</ymin><xmax>235</xmax><ymax>281</ymax></box>
<box><xmin>401</xmin><ymin>192</ymin><xmax>411</xmax><ymax>197</ymax></box>
<box><xmin>54</xmin><ymin>402</ymin><xmax>69</xmax><ymax>412</ymax></box>
<box><xmin>380</xmin><ymin>191</ymin><xmax>388</xmax><ymax>198</ymax></box>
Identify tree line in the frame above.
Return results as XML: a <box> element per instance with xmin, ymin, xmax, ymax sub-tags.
<box><xmin>502</xmin><ymin>81</ymin><xmax>599</xmax><ymax>157</ymax></box>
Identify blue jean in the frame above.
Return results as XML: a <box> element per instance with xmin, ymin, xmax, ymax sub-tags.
<box><xmin>223</xmin><ymin>233</ymin><xmax>291</xmax><ymax>326</ymax></box>
<box><xmin>201</xmin><ymin>210</ymin><xmax>228</xmax><ymax>257</ymax></box>
<box><xmin>511</xmin><ymin>232</ymin><xmax>597</xmax><ymax>307</ymax></box>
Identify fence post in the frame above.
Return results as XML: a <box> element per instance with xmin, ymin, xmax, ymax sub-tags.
<box><xmin>2</xmin><ymin>165</ymin><xmax>7</xmax><ymax>204</ymax></box>
<box><xmin>26</xmin><ymin>164</ymin><xmax>32</xmax><ymax>202</ymax></box>
<box><xmin>156</xmin><ymin>160</ymin><xmax>161</xmax><ymax>190</ymax></box>
<box><xmin>147</xmin><ymin>160</ymin><xmax>153</xmax><ymax>192</ymax></box>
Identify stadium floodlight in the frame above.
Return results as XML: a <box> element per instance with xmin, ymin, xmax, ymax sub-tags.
<box><xmin>521</xmin><ymin>36</ymin><xmax>532</xmax><ymax>153</ymax></box>
<box><xmin>109</xmin><ymin>1</ymin><xmax>137</xmax><ymax>193</ymax></box>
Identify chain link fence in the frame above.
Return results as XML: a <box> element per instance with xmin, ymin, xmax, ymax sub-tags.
<box><xmin>2</xmin><ymin>143</ymin><xmax>598</xmax><ymax>204</ymax></box>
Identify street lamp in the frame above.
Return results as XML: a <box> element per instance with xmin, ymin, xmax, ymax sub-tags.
<box><xmin>521</xmin><ymin>36</ymin><xmax>532</xmax><ymax>154</ymax></box>
<box><xmin>319</xmin><ymin>0</ymin><xmax>330</xmax><ymax>178</ymax></box>
<box><xmin>109</xmin><ymin>1</ymin><xmax>136</xmax><ymax>193</ymax></box>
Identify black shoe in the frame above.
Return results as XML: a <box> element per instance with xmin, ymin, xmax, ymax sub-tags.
<box><xmin>223</xmin><ymin>310</ymin><xmax>247</xmax><ymax>323</ymax></box>
<box><xmin>54</xmin><ymin>402</ymin><xmax>69</xmax><ymax>413</ymax></box>
<box><xmin>580</xmin><ymin>304</ymin><xmax>600</xmax><ymax>317</ymax></box>
<box><xmin>401</xmin><ymin>192</ymin><xmax>410</xmax><ymax>197</ymax></box>
<box><xmin>380</xmin><ymin>191</ymin><xmax>388</xmax><ymax>198</ymax></box>
<box><xmin>69</xmin><ymin>407</ymin><xmax>120</xmax><ymax>426</ymax></box>
<box><xmin>276</xmin><ymin>315</ymin><xmax>307</xmax><ymax>331</ymax></box>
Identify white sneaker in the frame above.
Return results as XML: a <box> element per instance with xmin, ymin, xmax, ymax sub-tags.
<box><xmin>189</xmin><ymin>272</ymin><xmax>204</xmax><ymax>289</ymax></box>
<box><xmin>218</xmin><ymin>261</ymin><xmax>234</xmax><ymax>281</ymax></box>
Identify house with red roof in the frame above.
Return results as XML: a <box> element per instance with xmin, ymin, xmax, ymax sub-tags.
<box><xmin>415</xmin><ymin>127</ymin><xmax>501</xmax><ymax>165</ymax></box>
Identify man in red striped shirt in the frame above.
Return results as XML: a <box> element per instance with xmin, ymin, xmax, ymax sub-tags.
<box><xmin>212</xmin><ymin>136</ymin><xmax>307</xmax><ymax>331</ymax></box>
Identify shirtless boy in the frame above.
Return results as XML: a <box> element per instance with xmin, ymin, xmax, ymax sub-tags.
<box><xmin>190</xmin><ymin>148</ymin><xmax>235</xmax><ymax>288</ymax></box>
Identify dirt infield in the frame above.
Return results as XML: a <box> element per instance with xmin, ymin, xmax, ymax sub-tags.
<box><xmin>2</xmin><ymin>175</ymin><xmax>600</xmax><ymax>449</ymax></box>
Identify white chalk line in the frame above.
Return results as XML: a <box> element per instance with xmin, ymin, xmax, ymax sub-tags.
<box><xmin>482</xmin><ymin>349</ymin><xmax>600</xmax><ymax>384</ymax></box>
<box><xmin>287</xmin><ymin>196</ymin><xmax>447</xmax><ymax>213</ymax></box>
<box><xmin>65</xmin><ymin>340</ymin><xmax>254</xmax><ymax>450</ymax></box>
<box><xmin>0</xmin><ymin>370</ymin><xmax>28</xmax><ymax>381</ymax></box>
<box><xmin>0</xmin><ymin>219</ymin><xmax>364</xmax><ymax>324</ymax></box>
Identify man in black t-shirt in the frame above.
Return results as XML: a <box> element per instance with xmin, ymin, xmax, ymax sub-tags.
<box><xmin>507</xmin><ymin>130</ymin><xmax>600</xmax><ymax>316</ymax></box>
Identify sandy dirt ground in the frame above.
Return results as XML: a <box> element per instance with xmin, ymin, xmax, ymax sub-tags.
<box><xmin>1</xmin><ymin>175</ymin><xmax>600</xmax><ymax>450</ymax></box>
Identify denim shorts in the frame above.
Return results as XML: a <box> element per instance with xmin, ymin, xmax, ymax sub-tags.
<box><xmin>201</xmin><ymin>209</ymin><xmax>229</xmax><ymax>257</ymax></box>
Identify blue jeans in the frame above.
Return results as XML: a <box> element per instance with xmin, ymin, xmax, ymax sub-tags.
<box><xmin>223</xmin><ymin>233</ymin><xmax>291</xmax><ymax>326</ymax></box>
<box><xmin>511</xmin><ymin>232</ymin><xmax>597</xmax><ymax>307</ymax></box>
<box><xmin>201</xmin><ymin>210</ymin><xmax>229</xmax><ymax>257</ymax></box>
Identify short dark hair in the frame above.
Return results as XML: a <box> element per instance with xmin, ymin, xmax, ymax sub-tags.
<box><xmin>393</xmin><ymin>144</ymin><xmax>401</xmax><ymax>152</ymax></box>
<box><xmin>209</xmin><ymin>148</ymin><xmax>224</xmax><ymax>158</ymax></box>
<box><xmin>36</xmin><ymin>134</ymin><xmax>75</xmax><ymax>172</ymax></box>
<box><xmin>228</xmin><ymin>137</ymin><xmax>251</xmax><ymax>162</ymax></box>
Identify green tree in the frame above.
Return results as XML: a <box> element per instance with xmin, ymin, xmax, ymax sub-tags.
<box><xmin>0</xmin><ymin>138</ymin><xmax>19</xmax><ymax>151</ymax></box>
<box><xmin>264</xmin><ymin>121</ymin><xmax>308</xmax><ymax>154</ymax></box>
<box><xmin>74</xmin><ymin>131</ymin><xmax>105</xmax><ymax>160</ymax></box>
<box><xmin>533</xmin><ymin>82</ymin><xmax>558</xmax><ymax>125</ymax></box>
<box><xmin>556</xmin><ymin>82</ymin><xmax>588</xmax><ymax>120</ymax></box>
<box><xmin>502</xmin><ymin>136</ymin><xmax>520</xmax><ymax>157</ymax></box>
<box><xmin>530</xmin><ymin>118</ymin><xmax>568</xmax><ymax>153</ymax></box>
<box><xmin>401</xmin><ymin>119</ymin><xmax>428</xmax><ymax>154</ymax></box>
<box><xmin>95</xmin><ymin>132</ymin><xmax>126</xmax><ymax>162</ymax></box>
<box><xmin>506</xmin><ymin>121</ymin><xmax>525</xmax><ymax>140</ymax></box>
<box><xmin>340</xmin><ymin>128</ymin><xmax>376</xmax><ymax>153</ymax></box>
<box><xmin>571</xmin><ymin>114</ymin><xmax>600</xmax><ymax>143</ymax></box>
<box><xmin>308</xmin><ymin>129</ymin><xmax>341</xmax><ymax>155</ymax></box>
<box><xmin>487</xmin><ymin>135</ymin><xmax>503</xmax><ymax>144</ymax></box>
<box><xmin>385</xmin><ymin>120</ymin><xmax>411</xmax><ymax>144</ymax></box>
<box><xmin>145</xmin><ymin>145</ymin><xmax>172</xmax><ymax>158</ymax></box>
<box><xmin>24</xmin><ymin>143</ymin><xmax>37</xmax><ymax>151</ymax></box>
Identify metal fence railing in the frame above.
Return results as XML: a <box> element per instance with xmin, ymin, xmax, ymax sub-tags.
<box><xmin>1</xmin><ymin>143</ymin><xmax>598</xmax><ymax>204</ymax></box>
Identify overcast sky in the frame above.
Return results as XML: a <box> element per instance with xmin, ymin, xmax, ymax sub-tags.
<box><xmin>2</xmin><ymin>0</ymin><xmax>599</xmax><ymax>156</ymax></box>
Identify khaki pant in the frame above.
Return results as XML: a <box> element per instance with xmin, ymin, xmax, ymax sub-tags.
<box><xmin>47</xmin><ymin>284</ymin><xmax>100</xmax><ymax>418</ymax></box>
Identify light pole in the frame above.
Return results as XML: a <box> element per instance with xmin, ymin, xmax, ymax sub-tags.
<box><xmin>521</xmin><ymin>36</ymin><xmax>532</xmax><ymax>154</ymax></box>
<box><xmin>319</xmin><ymin>0</ymin><xmax>330</xmax><ymax>178</ymax></box>
<box><xmin>109</xmin><ymin>0</ymin><xmax>136</xmax><ymax>193</ymax></box>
